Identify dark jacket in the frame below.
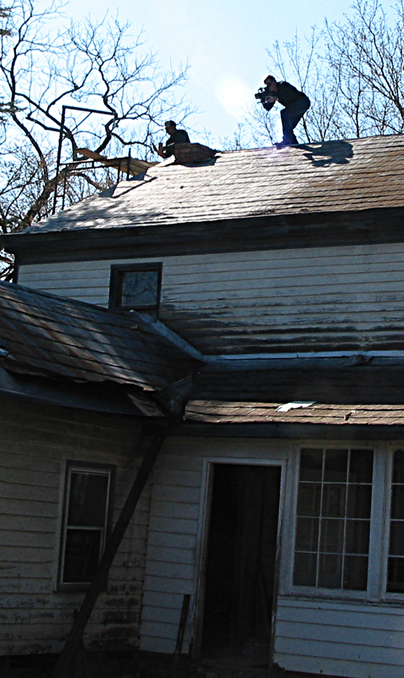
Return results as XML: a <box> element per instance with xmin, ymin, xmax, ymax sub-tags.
<box><xmin>263</xmin><ymin>81</ymin><xmax>306</xmax><ymax>111</ymax></box>
<box><xmin>164</xmin><ymin>129</ymin><xmax>190</xmax><ymax>156</ymax></box>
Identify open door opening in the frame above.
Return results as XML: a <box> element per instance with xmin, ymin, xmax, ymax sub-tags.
<box><xmin>201</xmin><ymin>463</ymin><xmax>281</xmax><ymax>666</ymax></box>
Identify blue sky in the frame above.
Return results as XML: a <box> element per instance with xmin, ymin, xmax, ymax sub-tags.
<box><xmin>65</xmin><ymin>0</ymin><xmax>356</xmax><ymax>146</ymax></box>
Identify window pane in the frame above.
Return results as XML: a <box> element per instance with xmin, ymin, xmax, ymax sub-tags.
<box><xmin>63</xmin><ymin>529</ymin><xmax>101</xmax><ymax>583</ymax></box>
<box><xmin>121</xmin><ymin>270</ymin><xmax>159</xmax><ymax>308</ymax></box>
<box><xmin>345</xmin><ymin>520</ymin><xmax>370</xmax><ymax>554</ymax></box>
<box><xmin>320</xmin><ymin>518</ymin><xmax>344</xmax><ymax>553</ymax></box>
<box><xmin>68</xmin><ymin>472</ymin><xmax>109</xmax><ymax>527</ymax></box>
<box><xmin>392</xmin><ymin>450</ymin><xmax>404</xmax><ymax>483</ymax></box>
<box><xmin>349</xmin><ymin>449</ymin><xmax>373</xmax><ymax>483</ymax></box>
<box><xmin>297</xmin><ymin>484</ymin><xmax>321</xmax><ymax>516</ymax></box>
<box><xmin>391</xmin><ymin>485</ymin><xmax>404</xmax><ymax>520</ymax></box>
<box><xmin>343</xmin><ymin>556</ymin><xmax>368</xmax><ymax>590</ymax></box>
<box><xmin>300</xmin><ymin>449</ymin><xmax>323</xmax><ymax>481</ymax></box>
<box><xmin>347</xmin><ymin>485</ymin><xmax>372</xmax><ymax>519</ymax></box>
<box><xmin>324</xmin><ymin>449</ymin><xmax>348</xmax><ymax>482</ymax></box>
<box><xmin>387</xmin><ymin>557</ymin><xmax>404</xmax><ymax>592</ymax></box>
<box><xmin>318</xmin><ymin>554</ymin><xmax>342</xmax><ymax>588</ymax></box>
<box><xmin>389</xmin><ymin>522</ymin><xmax>404</xmax><ymax>556</ymax></box>
<box><xmin>295</xmin><ymin>517</ymin><xmax>319</xmax><ymax>551</ymax></box>
<box><xmin>322</xmin><ymin>485</ymin><xmax>346</xmax><ymax>517</ymax></box>
<box><xmin>293</xmin><ymin>552</ymin><xmax>317</xmax><ymax>586</ymax></box>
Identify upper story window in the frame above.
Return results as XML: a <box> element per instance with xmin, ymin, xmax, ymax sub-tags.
<box><xmin>58</xmin><ymin>462</ymin><xmax>115</xmax><ymax>589</ymax></box>
<box><xmin>109</xmin><ymin>263</ymin><xmax>162</xmax><ymax>318</ymax></box>
<box><xmin>293</xmin><ymin>447</ymin><xmax>373</xmax><ymax>592</ymax></box>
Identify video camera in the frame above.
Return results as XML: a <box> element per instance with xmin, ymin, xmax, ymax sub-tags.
<box><xmin>254</xmin><ymin>86</ymin><xmax>270</xmax><ymax>102</ymax></box>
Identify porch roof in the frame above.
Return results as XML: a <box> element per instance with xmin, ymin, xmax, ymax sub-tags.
<box><xmin>185</xmin><ymin>400</ymin><xmax>404</xmax><ymax>426</ymax></box>
<box><xmin>0</xmin><ymin>280</ymin><xmax>199</xmax><ymax>394</ymax></box>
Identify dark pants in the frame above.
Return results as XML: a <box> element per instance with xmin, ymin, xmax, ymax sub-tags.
<box><xmin>280</xmin><ymin>94</ymin><xmax>310</xmax><ymax>145</ymax></box>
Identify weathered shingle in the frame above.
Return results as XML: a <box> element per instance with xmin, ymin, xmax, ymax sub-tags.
<box><xmin>18</xmin><ymin>135</ymin><xmax>404</xmax><ymax>234</ymax></box>
<box><xmin>185</xmin><ymin>400</ymin><xmax>404</xmax><ymax>425</ymax></box>
<box><xmin>0</xmin><ymin>280</ymin><xmax>198</xmax><ymax>391</ymax></box>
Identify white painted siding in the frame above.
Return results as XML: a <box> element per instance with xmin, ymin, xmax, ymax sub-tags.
<box><xmin>139</xmin><ymin>438</ymin><xmax>404</xmax><ymax>678</ymax></box>
<box><xmin>17</xmin><ymin>243</ymin><xmax>404</xmax><ymax>353</ymax></box>
<box><xmin>139</xmin><ymin>437</ymin><xmax>289</xmax><ymax>654</ymax></box>
<box><xmin>274</xmin><ymin>597</ymin><xmax>404</xmax><ymax>678</ymax></box>
<box><xmin>0</xmin><ymin>398</ymin><xmax>149</xmax><ymax>655</ymax></box>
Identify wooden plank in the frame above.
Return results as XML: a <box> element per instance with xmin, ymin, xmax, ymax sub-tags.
<box><xmin>146</xmin><ymin>545</ymin><xmax>195</xmax><ymax>565</ymax></box>
<box><xmin>147</xmin><ymin>531</ymin><xmax>196</xmax><ymax>550</ymax></box>
<box><xmin>143</xmin><ymin>575</ymin><xmax>195</xmax><ymax>594</ymax></box>
<box><xmin>275</xmin><ymin>636</ymin><xmax>404</xmax><ymax>665</ymax></box>
<box><xmin>151</xmin><ymin>469</ymin><xmax>201</xmax><ymax>487</ymax></box>
<box><xmin>147</xmin><ymin>516</ymin><xmax>198</xmax><ymax>535</ymax></box>
<box><xmin>142</xmin><ymin>605</ymin><xmax>183</xmax><ymax>624</ymax></box>
<box><xmin>51</xmin><ymin>430</ymin><xmax>167</xmax><ymax>678</ymax></box>
<box><xmin>277</xmin><ymin>598</ymin><xmax>404</xmax><ymax>630</ymax></box>
<box><xmin>149</xmin><ymin>500</ymin><xmax>199</xmax><ymax>520</ymax></box>
<box><xmin>140</xmin><ymin>620</ymin><xmax>179</xmax><ymax>641</ymax></box>
<box><xmin>141</xmin><ymin>591</ymin><xmax>185</xmax><ymax>610</ymax></box>
<box><xmin>274</xmin><ymin>653</ymin><xmax>401</xmax><ymax>678</ymax></box>
<box><xmin>140</xmin><ymin>636</ymin><xmax>176</xmax><ymax>653</ymax></box>
<box><xmin>145</xmin><ymin>561</ymin><xmax>194</xmax><ymax>580</ymax></box>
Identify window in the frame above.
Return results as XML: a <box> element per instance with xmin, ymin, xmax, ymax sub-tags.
<box><xmin>109</xmin><ymin>263</ymin><xmax>162</xmax><ymax>317</ymax></box>
<box><xmin>58</xmin><ymin>462</ymin><xmax>115</xmax><ymax>589</ymax></box>
<box><xmin>293</xmin><ymin>447</ymin><xmax>373</xmax><ymax>591</ymax></box>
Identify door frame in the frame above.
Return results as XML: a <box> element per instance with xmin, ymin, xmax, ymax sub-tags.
<box><xmin>193</xmin><ymin>457</ymin><xmax>287</xmax><ymax>664</ymax></box>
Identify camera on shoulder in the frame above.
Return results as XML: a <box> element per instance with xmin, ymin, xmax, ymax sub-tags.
<box><xmin>254</xmin><ymin>86</ymin><xmax>269</xmax><ymax>101</ymax></box>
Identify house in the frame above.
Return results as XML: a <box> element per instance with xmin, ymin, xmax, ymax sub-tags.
<box><xmin>2</xmin><ymin>134</ymin><xmax>404</xmax><ymax>677</ymax></box>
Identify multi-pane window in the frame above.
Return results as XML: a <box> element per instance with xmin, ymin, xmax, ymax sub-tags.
<box><xmin>293</xmin><ymin>447</ymin><xmax>373</xmax><ymax>591</ymax></box>
<box><xmin>387</xmin><ymin>450</ymin><xmax>404</xmax><ymax>592</ymax></box>
<box><xmin>59</xmin><ymin>463</ymin><xmax>114</xmax><ymax>588</ymax></box>
<box><xmin>109</xmin><ymin>263</ymin><xmax>161</xmax><ymax>317</ymax></box>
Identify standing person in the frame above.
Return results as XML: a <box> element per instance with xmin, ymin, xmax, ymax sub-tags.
<box><xmin>156</xmin><ymin>120</ymin><xmax>190</xmax><ymax>158</ymax></box>
<box><xmin>257</xmin><ymin>75</ymin><xmax>310</xmax><ymax>147</ymax></box>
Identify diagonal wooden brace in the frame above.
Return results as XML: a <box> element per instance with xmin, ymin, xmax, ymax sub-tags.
<box><xmin>52</xmin><ymin>428</ymin><xmax>168</xmax><ymax>678</ymax></box>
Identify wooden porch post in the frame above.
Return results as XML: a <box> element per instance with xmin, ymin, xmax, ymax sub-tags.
<box><xmin>52</xmin><ymin>428</ymin><xmax>168</xmax><ymax>678</ymax></box>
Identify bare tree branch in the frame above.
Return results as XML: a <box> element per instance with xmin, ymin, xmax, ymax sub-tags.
<box><xmin>0</xmin><ymin>0</ymin><xmax>193</xmax><ymax>262</ymax></box>
<box><xmin>246</xmin><ymin>0</ymin><xmax>404</xmax><ymax>144</ymax></box>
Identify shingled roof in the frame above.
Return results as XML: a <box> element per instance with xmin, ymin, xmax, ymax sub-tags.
<box><xmin>2</xmin><ymin>281</ymin><xmax>404</xmax><ymax>428</ymax></box>
<box><xmin>0</xmin><ymin>280</ymin><xmax>199</xmax><ymax>394</ymax></box>
<box><xmin>16</xmin><ymin>134</ymin><xmax>404</xmax><ymax>235</ymax></box>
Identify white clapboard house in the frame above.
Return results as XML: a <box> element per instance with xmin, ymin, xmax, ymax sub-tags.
<box><xmin>2</xmin><ymin>135</ymin><xmax>404</xmax><ymax>677</ymax></box>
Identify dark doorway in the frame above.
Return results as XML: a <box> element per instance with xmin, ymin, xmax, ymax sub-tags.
<box><xmin>201</xmin><ymin>463</ymin><xmax>281</xmax><ymax>664</ymax></box>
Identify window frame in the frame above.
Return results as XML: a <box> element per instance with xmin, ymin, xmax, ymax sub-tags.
<box><xmin>382</xmin><ymin>448</ymin><xmax>404</xmax><ymax>601</ymax></box>
<box><xmin>290</xmin><ymin>443</ymin><xmax>377</xmax><ymax>602</ymax></box>
<box><xmin>57</xmin><ymin>461</ymin><xmax>115</xmax><ymax>592</ymax></box>
<box><xmin>108</xmin><ymin>262</ymin><xmax>162</xmax><ymax>315</ymax></box>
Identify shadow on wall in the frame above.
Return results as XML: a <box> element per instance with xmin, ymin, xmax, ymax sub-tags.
<box><xmin>300</xmin><ymin>140</ymin><xmax>354</xmax><ymax>167</ymax></box>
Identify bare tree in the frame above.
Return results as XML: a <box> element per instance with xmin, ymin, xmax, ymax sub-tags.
<box><xmin>248</xmin><ymin>0</ymin><xmax>404</xmax><ymax>145</ymax></box>
<box><xmin>0</xmin><ymin>0</ymin><xmax>191</xmax><ymax>242</ymax></box>
<box><xmin>325</xmin><ymin>0</ymin><xmax>404</xmax><ymax>137</ymax></box>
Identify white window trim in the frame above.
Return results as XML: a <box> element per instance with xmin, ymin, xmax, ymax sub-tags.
<box><xmin>57</xmin><ymin>461</ymin><xmax>115</xmax><ymax>591</ymax></box>
<box><xmin>288</xmin><ymin>442</ymin><xmax>379</xmax><ymax>602</ymax></box>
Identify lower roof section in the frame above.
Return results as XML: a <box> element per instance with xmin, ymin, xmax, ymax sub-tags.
<box><xmin>185</xmin><ymin>400</ymin><xmax>404</xmax><ymax>426</ymax></box>
<box><xmin>0</xmin><ymin>364</ymin><xmax>140</xmax><ymax>416</ymax></box>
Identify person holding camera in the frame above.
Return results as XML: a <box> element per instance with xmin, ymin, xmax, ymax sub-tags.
<box><xmin>256</xmin><ymin>75</ymin><xmax>310</xmax><ymax>147</ymax></box>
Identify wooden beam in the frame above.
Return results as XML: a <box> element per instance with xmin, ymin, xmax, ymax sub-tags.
<box><xmin>76</xmin><ymin>147</ymin><xmax>157</xmax><ymax>176</ymax></box>
<box><xmin>51</xmin><ymin>427</ymin><xmax>168</xmax><ymax>678</ymax></box>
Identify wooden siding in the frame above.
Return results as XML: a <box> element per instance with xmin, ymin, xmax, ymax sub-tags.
<box><xmin>140</xmin><ymin>438</ymin><xmax>404</xmax><ymax>678</ymax></box>
<box><xmin>17</xmin><ymin>242</ymin><xmax>404</xmax><ymax>354</ymax></box>
<box><xmin>0</xmin><ymin>396</ymin><xmax>148</xmax><ymax>656</ymax></box>
<box><xmin>139</xmin><ymin>437</ymin><xmax>289</xmax><ymax>654</ymax></box>
<box><xmin>274</xmin><ymin>597</ymin><xmax>404</xmax><ymax>678</ymax></box>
